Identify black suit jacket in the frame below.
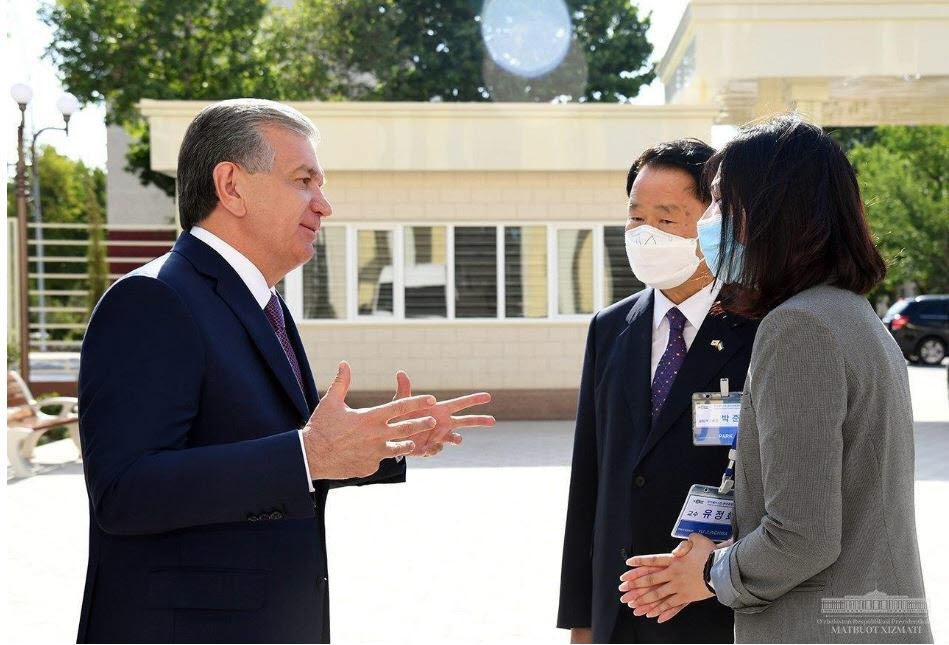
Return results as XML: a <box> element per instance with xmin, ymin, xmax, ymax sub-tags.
<box><xmin>77</xmin><ymin>232</ymin><xmax>404</xmax><ymax>643</ymax></box>
<box><xmin>557</xmin><ymin>288</ymin><xmax>758</xmax><ymax>643</ymax></box>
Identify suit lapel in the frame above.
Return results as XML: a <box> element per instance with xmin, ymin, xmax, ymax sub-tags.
<box><xmin>634</xmin><ymin>309</ymin><xmax>751</xmax><ymax>468</ymax></box>
<box><xmin>620</xmin><ymin>290</ymin><xmax>654</xmax><ymax>455</ymax></box>
<box><xmin>173</xmin><ymin>232</ymin><xmax>310</xmax><ymax>420</ymax></box>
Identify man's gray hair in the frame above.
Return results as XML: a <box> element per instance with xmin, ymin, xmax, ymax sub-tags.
<box><xmin>176</xmin><ymin>98</ymin><xmax>319</xmax><ymax>230</ymax></box>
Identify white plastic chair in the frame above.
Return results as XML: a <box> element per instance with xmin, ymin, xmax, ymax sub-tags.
<box><xmin>6</xmin><ymin>371</ymin><xmax>81</xmax><ymax>478</ymax></box>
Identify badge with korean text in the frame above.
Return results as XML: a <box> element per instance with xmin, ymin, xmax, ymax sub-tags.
<box><xmin>692</xmin><ymin>391</ymin><xmax>742</xmax><ymax>446</ymax></box>
<box><xmin>671</xmin><ymin>484</ymin><xmax>734</xmax><ymax>542</ymax></box>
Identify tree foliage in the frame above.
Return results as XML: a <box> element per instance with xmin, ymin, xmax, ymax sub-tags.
<box><xmin>42</xmin><ymin>0</ymin><xmax>654</xmax><ymax>194</ymax></box>
<box><xmin>41</xmin><ymin>0</ymin><xmax>280</xmax><ymax>125</ymax></box>
<box><xmin>42</xmin><ymin>0</ymin><xmax>286</xmax><ymax>196</ymax></box>
<box><xmin>341</xmin><ymin>0</ymin><xmax>655</xmax><ymax>103</ymax></box>
<box><xmin>85</xmin><ymin>175</ymin><xmax>109</xmax><ymax>312</ymax></box>
<box><xmin>6</xmin><ymin>146</ymin><xmax>109</xmax><ymax>345</ymax></box>
<box><xmin>7</xmin><ymin>145</ymin><xmax>105</xmax><ymax>224</ymax></box>
<box><xmin>826</xmin><ymin>126</ymin><xmax>879</xmax><ymax>154</ymax></box>
<box><xmin>848</xmin><ymin>126</ymin><xmax>949</xmax><ymax>298</ymax></box>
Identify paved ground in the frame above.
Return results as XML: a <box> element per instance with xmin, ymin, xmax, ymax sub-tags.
<box><xmin>6</xmin><ymin>365</ymin><xmax>948</xmax><ymax>644</ymax></box>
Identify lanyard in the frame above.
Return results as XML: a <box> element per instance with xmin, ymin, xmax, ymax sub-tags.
<box><xmin>718</xmin><ymin>433</ymin><xmax>738</xmax><ymax>495</ymax></box>
<box><xmin>717</xmin><ymin>378</ymin><xmax>737</xmax><ymax>495</ymax></box>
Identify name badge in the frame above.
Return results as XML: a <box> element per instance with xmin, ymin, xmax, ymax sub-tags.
<box><xmin>692</xmin><ymin>392</ymin><xmax>742</xmax><ymax>446</ymax></box>
<box><xmin>671</xmin><ymin>484</ymin><xmax>734</xmax><ymax>542</ymax></box>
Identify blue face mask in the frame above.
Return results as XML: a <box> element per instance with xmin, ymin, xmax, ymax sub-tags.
<box><xmin>697</xmin><ymin>201</ymin><xmax>744</xmax><ymax>283</ymax></box>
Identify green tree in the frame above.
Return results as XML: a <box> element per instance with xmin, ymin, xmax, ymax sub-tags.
<box><xmin>43</xmin><ymin>0</ymin><xmax>654</xmax><ymax>192</ymax></box>
<box><xmin>6</xmin><ymin>146</ymin><xmax>107</xmax><ymax>344</ymax></box>
<box><xmin>41</xmin><ymin>0</ymin><xmax>302</xmax><ymax>196</ymax></box>
<box><xmin>85</xmin><ymin>175</ymin><xmax>109</xmax><ymax>312</ymax></box>
<box><xmin>848</xmin><ymin>126</ymin><xmax>949</xmax><ymax>298</ymax></box>
<box><xmin>7</xmin><ymin>145</ymin><xmax>105</xmax><ymax>224</ymax></box>
<box><xmin>41</xmin><ymin>0</ymin><xmax>283</xmax><ymax>125</ymax></box>
<box><xmin>279</xmin><ymin>0</ymin><xmax>654</xmax><ymax>103</ymax></box>
<box><xmin>567</xmin><ymin>0</ymin><xmax>655</xmax><ymax>102</ymax></box>
<box><xmin>826</xmin><ymin>126</ymin><xmax>879</xmax><ymax>153</ymax></box>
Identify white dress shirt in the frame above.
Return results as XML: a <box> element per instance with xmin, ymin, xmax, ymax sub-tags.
<box><xmin>650</xmin><ymin>282</ymin><xmax>722</xmax><ymax>381</ymax></box>
<box><xmin>190</xmin><ymin>226</ymin><xmax>315</xmax><ymax>493</ymax></box>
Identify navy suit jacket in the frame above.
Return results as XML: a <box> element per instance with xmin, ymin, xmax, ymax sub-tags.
<box><xmin>76</xmin><ymin>231</ymin><xmax>404</xmax><ymax>643</ymax></box>
<box><xmin>557</xmin><ymin>288</ymin><xmax>758</xmax><ymax>643</ymax></box>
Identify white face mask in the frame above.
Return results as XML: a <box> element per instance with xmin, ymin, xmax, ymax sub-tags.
<box><xmin>624</xmin><ymin>225</ymin><xmax>701</xmax><ymax>289</ymax></box>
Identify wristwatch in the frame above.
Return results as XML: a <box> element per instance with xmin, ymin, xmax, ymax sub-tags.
<box><xmin>703</xmin><ymin>551</ymin><xmax>716</xmax><ymax>594</ymax></box>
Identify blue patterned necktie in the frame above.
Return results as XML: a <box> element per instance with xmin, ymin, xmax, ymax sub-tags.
<box><xmin>264</xmin><ymin>294</ymin><xmax>305</xmax><ymax>394</ymax></box>
<box><xmin>651</xmin><ymin>307</ymin><xmax>688</xmax><ymax>421</ymax></box>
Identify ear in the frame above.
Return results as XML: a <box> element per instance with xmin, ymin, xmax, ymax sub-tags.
<box><xmin>211</xmin><ymin>161</ymin><xmax>248</xmax><ymax>218</ymax></box>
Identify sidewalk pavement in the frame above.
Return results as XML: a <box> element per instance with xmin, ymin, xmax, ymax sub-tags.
<box><xmin>6</xmin><ymin>365</ymin><xmax>948</xmax><ymax>644</ymax></box>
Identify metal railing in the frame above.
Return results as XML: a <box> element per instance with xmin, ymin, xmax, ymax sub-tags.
<box><xmin>18</xmin><ymin>221</ymin><xmax>177</xmax><ymax>352</ymax></box>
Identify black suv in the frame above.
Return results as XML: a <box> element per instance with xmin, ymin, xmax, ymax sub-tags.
<box><xmin>882</xmin><ymin>295</ymin><xmax>948</xmax><ymax>365</ymax></box>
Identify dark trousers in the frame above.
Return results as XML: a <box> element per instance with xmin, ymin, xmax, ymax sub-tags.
<box><xmin>610</xmin><ymin>598</ymin><xmax>734</xmax><ymax>643</ymax></box>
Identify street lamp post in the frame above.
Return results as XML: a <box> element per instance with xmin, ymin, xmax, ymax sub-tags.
<box><xmin>12</xmin><ymin>83</ymin><xmax>33</xmax><ymax>384</ymax></box>
<box><xmin>10</xmin><ymin>83</ymin><xmax>80</xmax><ymax>385</ymax></box>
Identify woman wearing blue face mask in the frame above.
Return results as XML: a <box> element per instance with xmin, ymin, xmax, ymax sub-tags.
<box><xmin>619</xmin><ymin>115</ymin><xmax>933</xmax><ymax>643</ymax></box>
<box><xmin>694</xmin><ymin>178</ymin><xmax>742</xmax><ymax>285</ymax></box>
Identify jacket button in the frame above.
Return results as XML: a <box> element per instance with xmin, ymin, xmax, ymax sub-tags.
<box><xmin>633</xmin><ymin>475</ymin><xmax>647</xmax><ymax>488</ymax></box>
<box><xmin>620</xmin><ymin>548</ymin><xmax>629</xmax><ymax>559</ymax></box>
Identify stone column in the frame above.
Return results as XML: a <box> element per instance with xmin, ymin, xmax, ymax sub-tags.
<box><xmin>787</xmin><ymin>79</ymin><xmax>831</xmax><ymax>126</ymax></box>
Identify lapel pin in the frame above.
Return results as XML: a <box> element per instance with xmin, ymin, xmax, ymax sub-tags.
<box><xmin>710</xmin><ymin>340</ymin><xmax>724</xmax><ymax>351</ymax></box>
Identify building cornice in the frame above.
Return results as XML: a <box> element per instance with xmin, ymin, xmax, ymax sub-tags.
<box><xmin>139</xmin><ymin>99</ymin><xmax>718</xmax><ymax>120</ymax></box>
<box><xmin>139</xmin><ymin>100</ymin><xmax>719</xmax><ymax>175</ymax></box>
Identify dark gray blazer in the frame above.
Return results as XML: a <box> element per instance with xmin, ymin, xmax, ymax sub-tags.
<box><xmin>710</xmin><ymin>285</ymin><xmax>933</xmax><ymax>643</ymax></box>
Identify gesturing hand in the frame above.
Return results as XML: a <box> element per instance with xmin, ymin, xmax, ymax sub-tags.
<box><xmin>390</xmin><ymin>371</ymin><xmax>495</xmax><ymax>457</ymax></box>
<box><xmin>302</xmin><ymin>361</ymin><xmax>437</xmax><ymax>479</ymax></box>
<box><xmin>618</xmin><ymin>534</ymin><xmax>717</xmax><ymax>623</ymax></box>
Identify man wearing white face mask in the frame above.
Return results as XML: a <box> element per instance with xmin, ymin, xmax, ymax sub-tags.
<box><xmin>558</xmin><ymin>140</ymin><xmax>759</xmax><ymax>644</ymax></box>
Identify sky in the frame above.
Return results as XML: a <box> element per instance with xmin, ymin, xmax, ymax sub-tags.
<box><xmin>2</xmin><ymin>0</ymin><xmax>689</xmax><ymax>174</ymax></box>
<box><xmin>3</xmin><ymin>0</ymin><xmax>109</xmax><ymax>172</ymax></box>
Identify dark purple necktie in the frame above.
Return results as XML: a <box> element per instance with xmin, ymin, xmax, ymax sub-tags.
<box><xmin>651</xmin><ymin>307</ymin><xmax>688</xmax><ymax>421</ymax></box>
<box><xmin>264</xmin><ymin>294</ymin><xmax>304</xmax><ymax>394</ymax></box>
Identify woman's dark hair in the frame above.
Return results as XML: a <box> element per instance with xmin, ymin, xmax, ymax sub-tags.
<box><xmin>703</xmin><ymin>114</ymin><xmax>886</xmax><ymax>318</ymax></box>
<box><xmin>626</xmin><ymin>138</ymin><xmax>715</xmax><ymax>200</ymax></box>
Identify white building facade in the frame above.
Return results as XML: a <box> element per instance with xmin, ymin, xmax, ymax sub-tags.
<box><xmin>124</xmin><ymin>0</ymin><xmax>948</xmax><ymax>416</ymax></box>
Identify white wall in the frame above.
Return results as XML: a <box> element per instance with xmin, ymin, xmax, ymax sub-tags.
<box><xmin>105</xmin><ymin>124</ymin><xmax>176</xmax><ymax>226</ymax></box>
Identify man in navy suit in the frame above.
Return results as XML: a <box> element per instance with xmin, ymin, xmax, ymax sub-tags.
<box><xmin>77</xmin><ymin>99</ymin><xmax>494</xmax><ymax>643</ymax></box>
<box><xmin>557</xmin><ymin>140</ymin><xmax>758</xmax><ymax>643</ymax></box>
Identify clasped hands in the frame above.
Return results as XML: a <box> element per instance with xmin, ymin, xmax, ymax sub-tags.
<box><xmin>303</xmin><ymin>361</ymin><xmax>495</xmax><ymax>480</ymax></box>
<box><xmin>618</xmin><ymin>534</ymin><xmax>731</xmax><ymax>623</ymax></box>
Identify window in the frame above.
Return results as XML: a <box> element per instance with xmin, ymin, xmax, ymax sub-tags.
<box><xmin>357</xmin><ymin>229</ymin><xmax>394</xmax><ymax>316</ymax></box>
<box><xmin>914</xmin><ymin>299</ymin><xmax>949</xmax><ymax>319</ymax></box>
<box><xmin>885</xmin><ymin>299</ymin><xmax>909</xmax><ymax>317</ymax></box>
<box><xmin>603</xmin><ymin>225</ymin><xmax>643</xmax><ymax>305</ymax></box>
<box><xmin>293</xmin><ymin>222</ymin><xmax>630</xmax><ymax>322</ymax></box>
<box><xmin>455</xmin><ymin>226</ymin><xmax>497</xmax><ymax>318</ymax></box>
<box><xmin>404</xmin><ymin>226</ymin><xmax>447</xmax><ymax>318</ymax></box>
<box><xmin>505</xmin><ymin>226</ymin><xmax>547</xmax><ymax>318</ymax></box>
<box><xmin>303</xmin><ymin>226</ymin><xmax>346</xmax><ymax>319</ymax></box>
<box><xmin>557</xmin><ymin>228</ymin><xmax>594</xmax><ymax>315</ymax></box>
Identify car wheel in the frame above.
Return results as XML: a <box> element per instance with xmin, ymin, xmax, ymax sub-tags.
<box><xmin>916</xmin><ymin>337</ymin><xmax>946</xmax><ymax>366</ymax></box>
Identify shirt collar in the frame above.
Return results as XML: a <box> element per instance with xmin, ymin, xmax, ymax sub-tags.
<box><xmin>190</xmin><ymin>226</ymin><xmax>275</xmax><ymax>310</ymax></box>
<box><xmin>652</xmin><ymin>281</ymin><xmax>722</xmax><ymax>331</ymax></box>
